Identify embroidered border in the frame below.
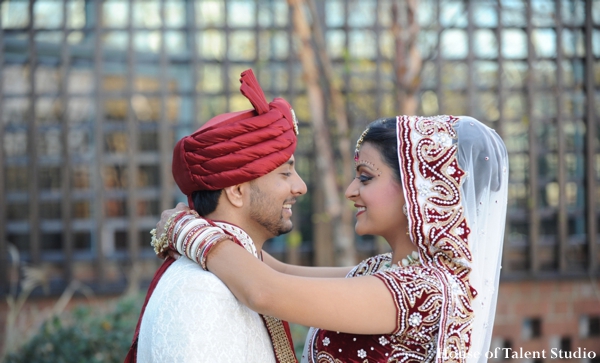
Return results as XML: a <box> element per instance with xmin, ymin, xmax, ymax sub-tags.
<box><xmin>396</xmin><ymin>115</ymin><xmax>474</xmax><ymax>362</ymax></box>
<box><xmin>215</xmin><ymin>221</ymin><xmax>258</xmax><ymax>257</ymax></box>
<box><xmin>262</xmin><ymin>315</ymin><xmax>298</xmax><ymax>363</ymax></box>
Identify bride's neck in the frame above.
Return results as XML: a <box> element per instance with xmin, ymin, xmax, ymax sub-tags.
<box><xmin>389</xmin><ymin>234</ymin><xmax>417</xmax><ymax>265</ymax></box>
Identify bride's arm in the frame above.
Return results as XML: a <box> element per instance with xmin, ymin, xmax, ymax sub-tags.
<box><xmin>207</xmin><ymin>240</ymin><xmax>397</xmax><ymax>335</ymax></box>
<box><xmin>261</xmin><ymin>251</ymin><xmax>353</xmax><ymax>278</ymax></box>
<box><xmin>156</xmin><ymin>204</ymin><xmax>352</xmax><ymax>278</ymax></box>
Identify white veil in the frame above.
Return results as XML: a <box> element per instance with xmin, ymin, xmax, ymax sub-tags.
<box><xmin>396</xmin><ymin>115</ymin><xmax>508</xmax><ymax>362</ymax></box>
<box><xmin>454</xmin><ymin>117</ymin><xmax>508</xmax><ymax>362</ymax></box>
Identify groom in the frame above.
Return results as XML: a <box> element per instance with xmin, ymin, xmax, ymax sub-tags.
<box><xmin>126</xmin><ymin>69</ymin><xmax>305</xmax><ymax>362</ymax></box>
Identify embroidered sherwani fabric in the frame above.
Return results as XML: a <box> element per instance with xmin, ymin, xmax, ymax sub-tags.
<box><xmin>138</xmin><ymin>220</ymin><xmax>279</xmax><ymax>363</ymax></box>
<box><xmin>166</xmin><ymin>218</ymin><xmax>298</xmax><ymax>362</ymax></box>
<box><xmin>137</xmin><ymin>256</ymin><xmax>276</xmax><ymax>363</ymax></box>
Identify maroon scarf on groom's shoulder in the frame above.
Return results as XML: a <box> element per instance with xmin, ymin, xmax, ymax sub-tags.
<box><xmin>124</xmin><ymin>256</ymin><xmax>175</xmax><ymax>363</ymax></box>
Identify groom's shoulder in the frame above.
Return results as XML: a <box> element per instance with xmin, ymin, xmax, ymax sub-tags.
<box><xmin>154</xmin><ymin>257</ymin><xmax>234</xmax><ymax>297</ymax></box>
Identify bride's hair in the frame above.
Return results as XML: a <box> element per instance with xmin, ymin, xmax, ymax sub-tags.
<box><xmin>361</xmin><ymin>117</ymin><xmax>401</xmax><ymax>182</ymax></box>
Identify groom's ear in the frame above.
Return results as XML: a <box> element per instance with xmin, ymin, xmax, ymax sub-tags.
<box><xmin>222</xmin><ymin>183</ymin><xmax>248</xmax><ymax>209</ymax></box>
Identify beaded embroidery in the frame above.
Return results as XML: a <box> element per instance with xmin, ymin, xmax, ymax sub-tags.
<box><xmin>397</xmin><ymin>115</ymin><xmax>474</xmax><ymax>362</ymax></box>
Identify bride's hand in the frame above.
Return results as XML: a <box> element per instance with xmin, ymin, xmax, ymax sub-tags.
<box><xmin>155</xmin><ymin>202</ymin><xmax>191</xmax><ymax>260</ymax></box>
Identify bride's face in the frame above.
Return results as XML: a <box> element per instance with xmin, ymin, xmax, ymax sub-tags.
<box><xmin>345</xmin><ymin>142</ymin><xmax>407</xmax><ymax>239</ymax></box>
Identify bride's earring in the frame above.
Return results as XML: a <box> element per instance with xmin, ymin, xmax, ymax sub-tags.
<box><xmin>403</xmin><ymin>205</ymin><xmax>409</xmax><ymax>235</ymax></box>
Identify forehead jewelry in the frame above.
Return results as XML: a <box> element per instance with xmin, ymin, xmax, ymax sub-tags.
<box><xmin>354</xmin><ymin>127</ymin><xmax>370</xmax><ymax>162</ymax></box>
<box><xmin>355</xmin><ymin>159</ymin><xmax>382</xmax><ymax>177</ymax></box>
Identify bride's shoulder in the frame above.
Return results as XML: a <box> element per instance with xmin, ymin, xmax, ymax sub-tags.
<box><xmin>347</xmin><ymin>253</ymin><xmax>392</xmax><ymax>277</ymax></box>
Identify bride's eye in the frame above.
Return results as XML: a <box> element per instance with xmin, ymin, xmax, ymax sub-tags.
<box><xmin>358</xmin><ymin>174</ymin><xmax>373</xmax><ymax>183</ymax></box>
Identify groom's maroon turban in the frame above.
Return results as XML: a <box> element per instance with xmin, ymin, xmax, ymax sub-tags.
<box><xmin>172</xmin><ymin>69</ymin><xmax>299</xmax><ymax>203</ymax></box>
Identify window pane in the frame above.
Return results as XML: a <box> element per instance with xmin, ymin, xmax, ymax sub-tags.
<box><xmin>227</xmin><ymin>1</ymin><xmax>255</xmax><ymax>27</ymax></box>
<box><xmin>103</xmin><ymin>0</ymin><xmax>129</xmax><ymax>28</ymax></box>
<box><xmin>475</xmin><ymin>61</ymin><xmax>498</xmax><ymax>89</ymax></box>
<box><xmin>103</xmin><ymin>31</ymin><xmax>129</xmax><ymax>51</ymax></box>
<box><xmin>560</xmin><ymin>0</ymin><xmax>585</xmax><ymax>26</ymax></box>
<box><xmin>475</xmin><ymin>29</ymin><xmax>498</xmax><ymax>58</ymax></box>
<box><xmin>562</xmin><ymin>29</ymin><xmax>585</xmax><ymax>57</ymax></box>
<box><xmin>502</xmin><ymin>29</ymin><xmax>527</xmax><ymax>59</ymax></box>
<box><xmin>228</xmin><ymin>31</ymin><xmax>256</xmax><ymax>61</ymax></box>
<box><xmin>325</xmin><ymin>0</ymin><xmax>345</xmax><ymax>27</ymax></box>
<box><xmin>34</xmin><ymin>0</ymin><xmax>64</xmax><ymax>28</ymax></box>
<box><xmin>348</xmin><ymin>1</ymin><xmax>376</xmax><ymax>27</ymax></box>
<box><xmin>327</xmin><ymin>30</ymin><xmax>346</xmax><ymax>59</ymax></box>
<box><xmin>201</xmin><ymin>30</ymin><xmax>225</xmax><ymax>60</ymax></box>
<box><xmin>478</xmin><ymin>91</ymin><xmax>500</xmax><ymax>122</ymax></box>
<box><xmin>441</xmin><ymin>29</ymin><xmax>467</xmax><ymax>59</ymax></box>
<box><xmin>133</xmin><ymin>0</ymin><xmax>160</xmax><ymax>28</ymax></box>
<box><xmin>38</xmin><ymin>128</ymin><xmax>63</xmax><ymax>157</ymax></box>
<box><xmin>531</xmin><ymin>0</ymin><xmax>555</xmax><ymax>27</ymax></box>
<box><xmin>198</xmin><ymin>0</ymin><xmax>225</xmax><ymax>27</ymax></box>
<box><xmin>1</xmin><ymin>1</ymin><xmax>30</xmax><ymax>29</ymax></box>
<box><xmin>134</xmin><ymin>31</ymin><xmax>161</xmax><ymax>53</ymax></box>
<box><xmin>502</xmin><ymin>61</ymin><xmax>528</xmax><ymax>88</ymax></box>
<box><xmin>3</xmin><ymin>130</ymin><xmax>28</xmax><ymax>157</ymax></box>
<box><xmin>440</xmin><ymin>0</ymin><xmax>466</xmax><ymax>28</ymax></box>
<box><xmin>67</xmin><ymin>0</ymin><xmax>86</xmax><ymax>29</ymax></box>
<box><xmin>501</xmin><ymin>0</ymin><xmax>526</xmax><ymax>27</ymax></box>
<box><xmin>3</xmin><ymin>66</ymin><xmax>29</xmax><ymax>95</ymax></box>
<box><xmin>2</xmin><ymin>98</ymin><xmax>30</xmax><ymax>126</ymax></box>
<box><xmin>349</xmin><ymin>30</ymin><xmax>376</xmax><ymax>59</ymax></box>
<box><xmin>473</xmin><ymin>2</ymin><xmax>497</xmax><ymax>27</ymax></box>
<box><xmin>533</xmin><ymin>29</ymin><xmax>556</xmax><ymax>58</ymax></box>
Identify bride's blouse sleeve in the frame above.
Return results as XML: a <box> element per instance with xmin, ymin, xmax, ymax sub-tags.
<box><xmin>372</xmin><ymin>266</ymin><xmax>444</xmax><ymax>338</ymax></box>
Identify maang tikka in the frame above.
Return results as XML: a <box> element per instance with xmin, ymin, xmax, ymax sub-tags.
<box><xmin>354</xmin><ymin>127</ymin><xmax>370</xmax><ymax>162</ymax></box>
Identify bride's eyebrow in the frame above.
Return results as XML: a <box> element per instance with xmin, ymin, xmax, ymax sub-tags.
<box><xmin>355</xmin><ymin>161</ymin><xmax>377</xmax><ymax>171</ymax></box>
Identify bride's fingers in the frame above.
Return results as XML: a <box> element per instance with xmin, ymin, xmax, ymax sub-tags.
<box><xmin>156</xmin><ymin>203</ymin><xmax>194</xmax><ymax>238</ymax></box>
<box><xmin>168</xmin><ymin>250</ymin><xmax>182</xmax><ymax>260</ymax></box>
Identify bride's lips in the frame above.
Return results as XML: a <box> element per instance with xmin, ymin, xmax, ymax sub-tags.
<box><xmin>355</xmin><ymin>204</ymin><xmax>366</xmax><ymax>217</ymax></box>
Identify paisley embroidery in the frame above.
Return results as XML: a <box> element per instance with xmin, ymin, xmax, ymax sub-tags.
<box><xmin>397</xmin><ymin>115</ymin><xmax>474</xmax><ymax>362</ymax></box>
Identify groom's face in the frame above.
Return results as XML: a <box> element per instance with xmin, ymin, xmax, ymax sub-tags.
<box><xmin>247</xmin><ymin>156</ymin><xmax>307</xmax><ymax>238</ymax></box>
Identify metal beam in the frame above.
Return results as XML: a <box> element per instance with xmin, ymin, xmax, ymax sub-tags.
<box><xmin>525</xmin><ymin>1</ymin><xmax>540</xmax><ymax>274</ymax></box>
<box><xmin>585</xmin><ymin>0</ymin><xmax>597</xmax><ymax>273</ymax></box>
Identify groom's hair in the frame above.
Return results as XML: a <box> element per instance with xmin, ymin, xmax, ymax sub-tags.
<box><xmin>192</xmin><ymin>189</ymin><xmax>222</xmax><ymax>216</ymax></box>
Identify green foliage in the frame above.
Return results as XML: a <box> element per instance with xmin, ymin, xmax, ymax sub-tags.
<box><xmin>4</xmin><ymin>294</ymin><xmax>143</xmax><ymax>363</ymax></box>
<box><xmin>290</xmin><ymin>323</ymin><xmax>309</xmax><ymax>359</ymax></box>
<box><xmin>4</xmin><ymin>293</ymin><xmax>311</xmax><ymax>362</ymax></box>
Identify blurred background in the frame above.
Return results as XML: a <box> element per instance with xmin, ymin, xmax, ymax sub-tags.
<box><xmin>0</xmin><ymin>0</ymin><xmax>599</xmax><ymax>361</ymax></box>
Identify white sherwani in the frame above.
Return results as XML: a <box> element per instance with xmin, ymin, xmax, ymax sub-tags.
<box><xmin>137</xmin><ymin>256</ymin><xmax>276</xmax><ymax>362</ymax></box>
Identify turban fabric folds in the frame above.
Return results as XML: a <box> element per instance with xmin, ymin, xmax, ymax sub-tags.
<box><xmin>172</xmin><ymin>69</ymin><xmax>299</xmax><ymax>205</ymax></box>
